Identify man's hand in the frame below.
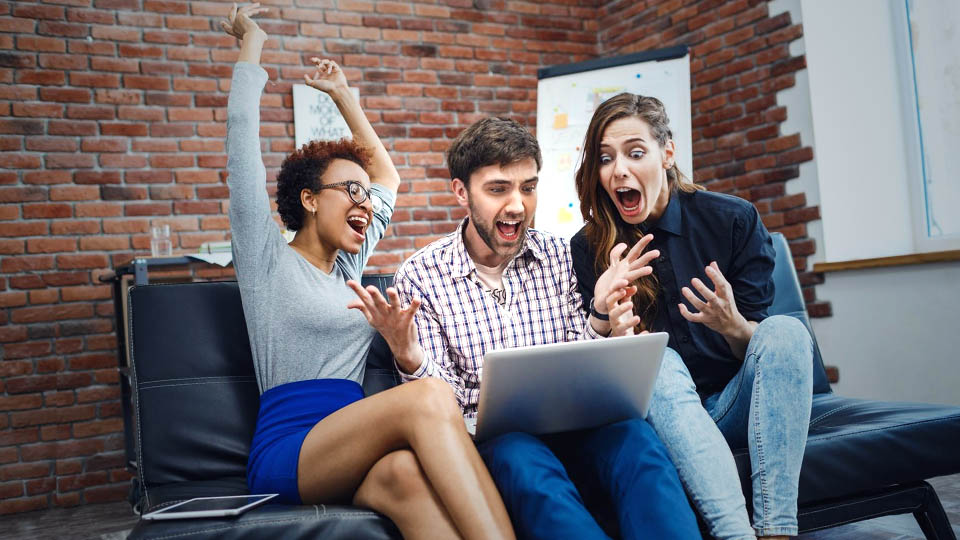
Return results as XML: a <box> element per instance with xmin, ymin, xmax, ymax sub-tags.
<box><xmin>346</xmin><ymin>281</ymin><xmax>424</xmax><ymax>374</ymax></box>
<box><xmin>220</xmin><ymin>3</ymin><xmax>268</xmax><ymax>42</ymax></box>
<box><xmin>592</xmin><ymin>234</ymin><xmax>659</xmax><ymax>318</ymax></box>
<box><xmin>678</xmin><ymin>261</ymin><xmax>755</xmax><ymax>349</ymax></box>
<box><xmin>304</xmin><ymin>58</ymin><xmax>349</xmax><ymax>95</ymax></box>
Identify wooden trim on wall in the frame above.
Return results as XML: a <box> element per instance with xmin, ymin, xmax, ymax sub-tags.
<box><xmin>812</xmin><ymin>250</ymin><xmax>960</xmax><ymax>273</ymax></box>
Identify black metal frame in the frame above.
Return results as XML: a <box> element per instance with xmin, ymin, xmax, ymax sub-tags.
<box><xmin>537</xmin><ymin>45</ymin><xmax>689</xmax><ymax>80</ymax></box>
<box><xmin>796</xmin><ymin>481</ymin><xmax>955</xmax><ymax>539</ymax></box>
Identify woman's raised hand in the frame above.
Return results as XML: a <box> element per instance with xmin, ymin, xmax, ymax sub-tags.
<box><xmin>304</xmin><ymin>57</ymin><xmax>349</xmax><ymax>95</ymax></box>
<box><xmin>220</xmin><ymin>3</ymin><xmax>268</xmax><ymax>42</ymax></box>
<box><xmin>592</xmin><ymin>234</ymin><xmax>659</xmax><ymax>319</ymax></box>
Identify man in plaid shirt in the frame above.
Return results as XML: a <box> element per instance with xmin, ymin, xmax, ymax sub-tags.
<box><xmin>348</xmin><ymin>117</ymin><xmax>699</xmax><ymax>539</ymax></box>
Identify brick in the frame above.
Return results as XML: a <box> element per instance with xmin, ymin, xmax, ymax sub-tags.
<box><xmin>76</xmin><ymin>386</ymin><xmax>120</xmax><ymax>404</ymax></box>
<box><xmin>41</xmin><ymin>272</ymin><xmax>88</xmax><ymax>287</ymax></box>
<box><xmin>13</xmin><ymin>4</ymin><xmax>65</xmax><ymax>19</ymax></box>
<box><xmin>49</xmin><ymin>186</ymin><xmax>97</xmax><ymax>201</ymax></box>
<box><xmin>1</xmin><ymin>255</ymin><xmax>54</xmax><ymax>273</ymax></box>
<box><xmin>27</xmin><ymin>238</ymin><xmax>76</xmax><ymax>254</ymax></box>
<box><xmin>73</xmin><ymin>418</ymin><xmax>122</xmax><ymax>438</ymax></box>
<box><xmin>17</xmin><ymin>36</ymin><xmax>66</xmax><ymax>53</ymax></box>
<box><xmin>73</xmin><ymin>203</ymin><xmax>123</xmax><ymax>217</ymax></box>
<box><xmin>0</xmin><ymin>482</ymin><xmax>23</xmax><ymax>500</ymax></box>
<box><xmin>0</xmin><ymin>395</ymin><xmax>43</xmax><ymax>412</ymax></box>
<box><xmin>11</xmin><ymin>303</ymin><xmax>94</xmax><ymax>324</ymax></box>
<box><xmin>122</xmin><ymin>202</ymin><xmax>170</xmax><ymax>216</ymax></box>
<box><xmin>99</xmin><ymin>154</ymin><xmax>147</xmax><ymax>168</ymax></box>
<box><xmin>0</xmin><ymin>462</ymin><xmax>50</xmax><ymax>482</ymax></box>
<box><xmin>55</xmin><ymin>254</ymin><xmax>108</xmax><ymax>269</ymax></box>
<box><xmin>48</xmin><ymin>120</ymin><xmax>96</xmax><ymax>136</ymax></box>
<box><xmin>0</xmin><ymin>325</ymin><xmax>28</xmax><ymax>342</ymax></box>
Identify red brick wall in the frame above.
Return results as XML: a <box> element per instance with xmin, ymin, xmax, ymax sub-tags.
<box><xmin>598</xmin><ymin>0</ymin><xmax>828</xmax><ymax>316</ymax></box>
<box><xmin>0</xmin><ymin>0</ymin><xmax>830</xmax><ymax>516</ymax></box>
<box><xmin>0</xmin><ymin>0</ymin><xmax>601</xmax><ymax>515</ymax></box>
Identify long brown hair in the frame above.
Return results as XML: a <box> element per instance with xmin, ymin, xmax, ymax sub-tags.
<box><xmin>574</xmin><ymin>93</ymin><xmax>703</xmax><ymax>330</ymax></box>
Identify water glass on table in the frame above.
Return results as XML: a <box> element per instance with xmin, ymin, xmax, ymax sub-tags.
<box><xmin>150</xmin><ymin>225</ymin><xmax>172</xmax><ymax>257</ymax></box>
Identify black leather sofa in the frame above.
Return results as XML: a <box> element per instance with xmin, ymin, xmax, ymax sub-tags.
<box><xmin>125</xmin><ymin>233</ymin><xmax>960</xmax><ymax>539</ymax></box>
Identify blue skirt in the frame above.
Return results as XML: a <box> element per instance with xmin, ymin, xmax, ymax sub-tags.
<box><xmin>247</xmin><ymin>378</ymin><xmax>364</xmax><ymax>504</ymax></box>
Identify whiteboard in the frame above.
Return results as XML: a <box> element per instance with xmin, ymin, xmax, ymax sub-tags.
<box><xmin>535</xmin><ymin>48</ymin><xmax>692</xmax><ymax>239</ymax></box>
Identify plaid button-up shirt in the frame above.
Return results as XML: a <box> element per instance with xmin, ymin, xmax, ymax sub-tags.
<box><xmin>394</xmin><ymin>219</ymin><xmax>603</xmax><ymax>417</ymax></box>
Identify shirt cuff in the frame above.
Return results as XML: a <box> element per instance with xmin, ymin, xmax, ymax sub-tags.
<box><xmin>583</xmin><ymin>319</ymin><xmax>605</xmax><ymax>340</ymax></box>
<box><xmin>369</xmin><ymin>183</ymin><xmax>396</xmax><ymax>221</ymax></box>
<box><xmin>398</xmin><ymin>355</ymin><xmax>430</xmax><ymax>382</ymax></box>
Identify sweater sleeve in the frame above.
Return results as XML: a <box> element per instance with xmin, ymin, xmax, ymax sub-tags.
<box><xmin>226</xmin><ymin>62</ymin><xmax>283</xmax><ymax>285</ymax></box>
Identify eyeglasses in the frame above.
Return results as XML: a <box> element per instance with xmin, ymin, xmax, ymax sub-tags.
<box><xmin>316</xmin><ymin>180</ymin><xmax>370</xmax><ymax>207</ymax></box>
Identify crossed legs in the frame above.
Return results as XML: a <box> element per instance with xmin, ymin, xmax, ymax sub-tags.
<box><xmin>297</xmin><ymin>377</ymin><xmax>514</xmax><ymax>540</ymax></box>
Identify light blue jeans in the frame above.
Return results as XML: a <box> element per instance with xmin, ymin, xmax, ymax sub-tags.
<box><xmin>647</xmin><ymin>315</ymin><xmax>814</xmax><ymax>538</ymax></box>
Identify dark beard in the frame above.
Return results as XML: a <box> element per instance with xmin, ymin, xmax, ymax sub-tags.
<box><xmin>467</xmin><ymin>202</ymin><xmax>526</xmax><ymax>260</ymax></box>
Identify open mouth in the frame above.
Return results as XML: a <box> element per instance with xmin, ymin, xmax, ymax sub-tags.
<box><xmin>615</xmin><ymin>187</ymin><xmax>642</xmax><ymax>216</ymax></box>
<box><xmin>347</xmin><ymin>215</ymin><xmax>368</xmax><ymax>238</ymax></box>
<box><xmin>495</xmin><ymin>219</ymin><xmax>522</xmax><ymax>241</ymax></box>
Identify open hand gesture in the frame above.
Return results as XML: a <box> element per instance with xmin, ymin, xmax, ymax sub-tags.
<box><xmin>678</xmin><ymin>261</ymin><xmax>748</xmax><ymax>337</ymax></box>
<box><xmin>346</xmin><ymin>281</ymin><xmax>423</xmax><ymax>363</ymax></box>
<box><xmin>220</xmin><ymin>3</ymin><xmax>268</xmax><ymax>42</ymax></box>
<box><xmin>304</xmin><ymin>57</ymin><xmax>349</xmax><ymax>95</ymax></box>
<box><xmin>592</xmin><ymin>234</ymin><xmax>659</xmax><ymax>319</ymax></box>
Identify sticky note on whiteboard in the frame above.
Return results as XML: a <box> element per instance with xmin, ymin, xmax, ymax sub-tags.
<box><xmin>553</xmin><ymin>113</ymin><xmax>568</xmax><ymax>129</ymax></box>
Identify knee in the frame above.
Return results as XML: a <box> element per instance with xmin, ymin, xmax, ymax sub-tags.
<box><xmin>756</xmin><ymin>315</ymin><xmax>811</xmax><ymax>350</ymax></box>
<box><xmin>602</xmin><ymin>420</ymin><xmax>674</xmax><ymax>472</ymax></box>
<box><xmin>406</xmin><ymin>377</ymin><xmax>461</xmax><ymax>425</ymax></box>
<box><xmin>605</xmin><ymin>419</ymin><xmax>661</xmax><ymax>449</ymax></box>
<box><xmin>356</xmin><ymin>450</ymin><xmax>429</xmax><ymax>505</ymax></box>
<box><xmin>654</xmin><ymin>348</ymin><xmax>696</xmax><ymax>396</ymax></box>
<box><xmin>480</xmin><ymin>431</ymin><xmax>543</xmax><ymax>471</ymax></box>
<box><xmin>479</xmin><ymin>432</ymin><xmax>562</xmax><ymax>488</ymax></box>
<box><xmin>754</xmin><ymin>316</ymin><xmax>813</xmax><ymax>381</ymax></box>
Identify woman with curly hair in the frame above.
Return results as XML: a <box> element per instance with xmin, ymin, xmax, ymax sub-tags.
<box><xmin>222</xmin><ymin>5</ymin><xmax>513</xmax><ymax>539</ymax></box>
<box><xmin>570</xmin><ymin>93</ymin><xmax>814</xmax><ymax>540</ymax></box>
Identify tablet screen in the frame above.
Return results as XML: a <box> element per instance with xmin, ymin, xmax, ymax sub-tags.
<box><xmin>162</xmin><ymin>495</ymin><xmax>271</xmax><ymax>513</ymax></box>
<box><xmin>144</xmin><ymin>494</ymin><xmax>277</xmax><ymax>519</ymax></box>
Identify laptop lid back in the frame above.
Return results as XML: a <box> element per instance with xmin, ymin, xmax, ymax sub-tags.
<box><xmin>474</xmin><ymin>332</ymin><xmax>668</xmax><ymax>442</ymax></box>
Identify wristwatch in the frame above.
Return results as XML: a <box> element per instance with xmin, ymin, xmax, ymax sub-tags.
<box><xmin>589</xmin><ymin>298</ymin><xmax>609</xmax><ymax>321</ymax></box>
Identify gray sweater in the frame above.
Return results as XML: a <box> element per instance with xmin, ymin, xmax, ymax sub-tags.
<box><xmin>226</xmin><ymin>62</ymin><xmax>395</xmax><ymax>393</ymax></box>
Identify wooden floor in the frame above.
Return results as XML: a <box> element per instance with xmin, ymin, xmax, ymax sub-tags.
<box><xmin>1</xmin><ymin>474</ymin><xmax>957</xmax><ymax>539</ymax></box>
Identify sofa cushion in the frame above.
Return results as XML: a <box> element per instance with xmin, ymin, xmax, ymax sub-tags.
<box><xmin>732</xmin><ymin>393</ymin><xmax>960</xmax><ymax>505</ymax></box>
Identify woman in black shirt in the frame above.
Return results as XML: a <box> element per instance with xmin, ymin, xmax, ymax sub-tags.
<box><xmin>571</xmin><ymin>93</ymin><xmax>814</xmax><ymax>540</ymax></box>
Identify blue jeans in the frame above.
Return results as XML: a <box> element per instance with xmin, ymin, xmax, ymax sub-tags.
<box><xmin>477</xmin><ymin>419</ymin><xmax>699</xmax><ymax>540</ymax></box>
<box><xmin>647</xmin><ymin>315</ymin><xmax>814</xmax><ymax>538</ymax></box>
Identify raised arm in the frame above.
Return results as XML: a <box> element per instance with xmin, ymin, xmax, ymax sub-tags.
<box><xmin>222</xmin><ymin>4</ymin><xmax>280</xmax><ymax>283</ymax></box>
<box><xmin>220</xmin><ymin>3</ymin><xmax>268</xmax><ymax>66</ymax></box>
<box><xmin>303</xmin><ymin>59</ymin><xmax>402</xmax><ymax>195</ymax></box>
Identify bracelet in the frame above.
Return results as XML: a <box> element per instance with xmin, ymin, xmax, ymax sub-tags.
<box><xmin>590</xmin><ymin>298</ymin><xmax>610</xmax><ymax>321</ymax></box>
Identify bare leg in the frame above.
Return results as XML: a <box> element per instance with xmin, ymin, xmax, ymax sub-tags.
<box><xmin>297</xmin><ymin>378</ymin><xmax>514</xmax><ymax>540</ymax></box>
<box><xmin>354</xmin><ymin>449</ymin><xmax>460</xmax><ymax>540</ymax></box>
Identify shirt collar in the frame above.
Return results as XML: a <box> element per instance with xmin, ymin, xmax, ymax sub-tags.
<box><xmin>646</xmin><ymin>191</ymin><xmax>683</xmax><ymax>236</ymax></box>
<box><xmin>448</xmin><ymin>218</ymin><xmax>546</xmax><ymax>278</ymax></box>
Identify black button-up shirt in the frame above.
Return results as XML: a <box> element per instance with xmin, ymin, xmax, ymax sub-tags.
<box><xmin>570</xmin><ymin>189</ymin><xmax>776</xmax><ymax>395</ymax></box>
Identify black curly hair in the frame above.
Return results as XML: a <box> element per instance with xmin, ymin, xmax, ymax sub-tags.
<box><xmin>275</xmin><ymin>138</ymin><xmax>372</xmax><ymax>231</ymax></box>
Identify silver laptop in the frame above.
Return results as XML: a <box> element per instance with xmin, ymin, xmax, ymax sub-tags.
<box><xmin>466</xmin><ymin>332</ymin><xmax>668</xmax><ymax>442</ymax></box>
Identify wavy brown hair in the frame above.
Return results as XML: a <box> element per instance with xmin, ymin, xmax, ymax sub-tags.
<box><xmin>575</xmin><ymin>93</ymin><xmax>703</xmax><ymax>331</ymax></box>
